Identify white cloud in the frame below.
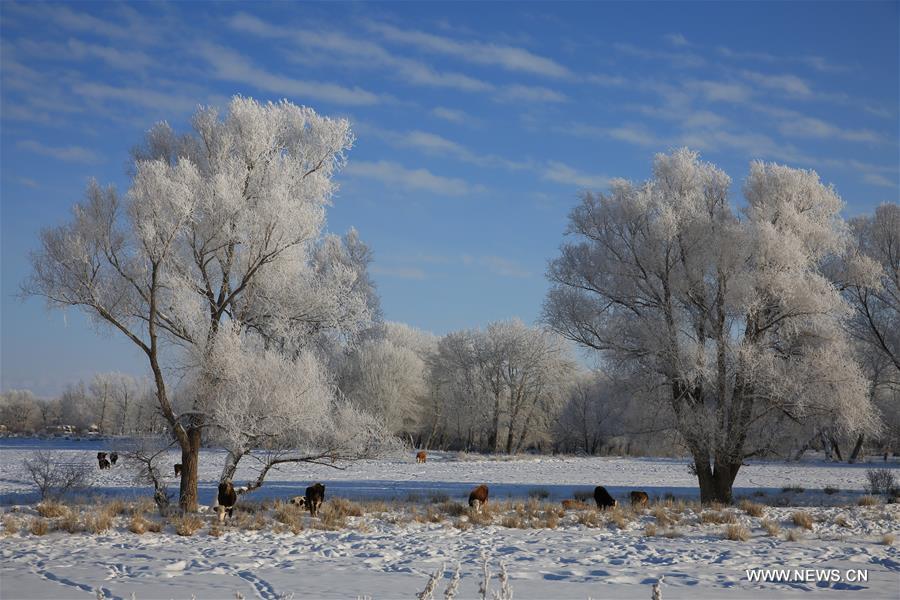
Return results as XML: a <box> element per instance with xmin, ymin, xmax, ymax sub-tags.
<box><xmin>369</xmin><ymin>265</ymin><xmax>427</xmax><ymax>280</ymax></box>
<box><xmin>17</xmin><ymin>139</ymin><xmax>100</xmax><ymax>163</ymax></box>
<box><xmin>686</xmin><ymin>79</ymin><xmax>752</xmax><ymax>103</ymax></box>
<box><xmin>366</xmin><ymin>21</ymin><xmax>572</xmax><ymax>78</ymax></box>
<box><xmin>73</xmin><ymin>83</ymin><xmax>199</xmax><ymax>113</ymax></box>
<box><xmin>861</xmin><ymin>173</ymin><xmax>897</xmax><ymax>188</ymax></box>
<box><xmin>742</xmin><ymin>70</ymin><xmax>812</xmax><ymax>96</ymax></box>
<box><xmin>497</xmin><ymin>84</ymin><xmax>567</xmax><ymax>103</ymax></box>
<box><xmin>196</xmin><ymin>42</ymin><xmax>382</xmax><ymax>106</ymax></box>
<box><xmin>778</xmin><ymin>116</ymin><xmax>881</xmax><ymax>143</ymax></box>
<box><xmin>461</xmin><ymin>255</ymin><xmax>532</xmax><ymax>278</ymax></box>
<box><xmin>664</xmin><ymin>33</ymin><xmax>690</xmax><ymax>47</ymax></box>
<box><xmin>542</xmin><ymin>161</ymin><xmax>610</xmax><ymax>189</ymax></box>
<box><xmin>613</xmin><ymin>42</ymin><xmax>705</xmax><ymax>68</ymax></box>
<box><xmin>431</xmin><ymin>106</ymin><xmax>470</xmax><ymax>124</ymax></box>
<box><xmin>343</xmin><ymin>160</ymin><xmax>476</xmax><ymax>196</ymax></box>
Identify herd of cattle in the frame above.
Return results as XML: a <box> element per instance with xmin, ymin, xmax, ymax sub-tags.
<box><xmin>95</xmin><ymin>450</ymin><xmax>652</xmax><ymax>523</ymax></box>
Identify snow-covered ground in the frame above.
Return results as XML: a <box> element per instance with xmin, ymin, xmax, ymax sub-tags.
<box><xmin>1</xmin><ymin>437</ymin><xmax>898</xmax><ymax>599</ymax></box>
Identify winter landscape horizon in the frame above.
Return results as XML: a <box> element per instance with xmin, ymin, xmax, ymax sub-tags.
<box><xmin>1</xmin><ymin>1</ymin><xmax>898</xmax><ymax>599</ymax></box>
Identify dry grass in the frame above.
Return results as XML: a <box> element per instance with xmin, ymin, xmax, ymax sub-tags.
<box><xmin>328</xmin><ymin>498</ymin><xmax>364</xmax><ymax>518</ymax></box>
<box><xmin>172</xmin><ymin>514</ymin><xmax>204</xmax><ymax>536</ymax></box>
<box><xmin>208</xmin><ymin>523</ymin><xmax>223</xmax><ymax>537</ymax></box>
<box><xmin>834</xmin><ymin>515</ymin><xmax>851</xmax><ymax>528</ymax></box>
<box><xmin>501</xmin><ymin>514</ymin><xmax>526</xmax><ymax>529</ymax></box>
<box><xmin>857</xmin><ymin>495</ymin><xmax>879</xmax><ymax>506</ymax></box>
<box><xmin>650</xmin><ymin>506</ymin><xmax>673</xmax><ymax>527</ymax></box>
<box><xmin>791</xmin><ymin>511</ymin><xmax>813</xmax><ymax>530</ymax></box>
<box><xmin>739</xmin><ymin>500</ymin><xmax>765</xmax><ymax>518</ymax></box>
<box><xmin>700</xmin><ymin>510</ymin><xmax>737</xmax><ymax>525</ymax></box>
<box><xmin>145</xmin><ymin>519</ymin><xmax>162</xmax><ymax>533</ymax></box>
<box><xmin>129</xmin><ymin>514</ymin><xmax>149</xmax><ymax>534</ymax></box>
<box><xmin>576</xmin><ymin>510</ymin><xmax>601</xmax><ymax>528</ymax></box>
<box><xmin>573</xmin><ymin>490</ymin><xmax>594</xmax><ymax>503</ymax></box>
<box><xmin>882</xmin><ymin>533</ymin><xmax>895</xmax><ymax>546</ymax></box>
<box><xmin>823</xmin><ymin>486</ymin><xmax>840</xmax><ymax>495</ymax></box>
<box><xmin>608</xmin><ymin>507</ymin><xmax>632</xmax><ymax>530</ymax></box>
<box><xmin>644</xmin><ymin>523</ymin><xmax>658</xmax><ymax>537</ymax></box>
<box><xmin>467</xmin><ymin>505</ymin><xmax>493</xmax><ymax>526</ymax></box>
<box><xmin>724</xmin><ymin>524</ymin><xmax>751</xmax><ymax>541</ymax></box>
<box><xmin>2</xmin><ymin>515</ymin><xmax>21</xmax><ymax>536</ymax></box>
<box><xmin>782</xmin><ymin>485</ymin><xmax>804</xmax><ymax>493</ymax></box>
<box><xmin>561</xmin><ymin>499</ymin><xmax>591</xmax><ymax>511</ymax></box>
<box><xmin>36</xmin><ymin>500</ymin><xmax>69</xmax><ymax>518</ymax></box>
<box><xmin>785</xmin><ymin>529</ymin><xmax>803</xmax><ymax>542</ymax></box>
<box><xmin>438</xmin><ymin>501</ymin><xmax>468</xmax><ymax>517</ymax></box>
<box><xmin>315</xmin><ymin>504</ymin><xmax>347</xmax><ymax>530</ymax></box>
<box><xmin>29</xmin><ymin>517</ymin><xmax>50</xmax><ymax>536</ymax></box>
<box><xmin>273</xmin><ymin>501</ymin><xmax>305</xmax><ymax>533</ymax></box>
<box><xmin>84</xmin><ymin>508</ymin><xmax>114</xmax><ymax>534</ymax></box>
<box><xmin>761</xmin><ymin>519</ymin><xmax>781</xmax><ymax>537</ymax></box>
<box><xmin>660</xmin><ymin>528</ymin><xmax>683</xmax><ymax>538</ymax></box>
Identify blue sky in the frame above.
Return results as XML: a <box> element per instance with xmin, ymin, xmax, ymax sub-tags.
<box><xmin>1</xmin><ymin>1</ymin><xmax>898</xmax><ymax>396</ymax></box>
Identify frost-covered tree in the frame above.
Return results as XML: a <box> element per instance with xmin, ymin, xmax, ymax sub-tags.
<box><xmin>544</xmin><ymin>148</ymin><xmax>878</xmax><ymax>502</ymax></box>
<box><xmin>338</xmin><ymin>322</ymin><xmax>437</xmax><ymax>441</ymax></box>
<box><xmin>25</xmin><ymin>96</ymin><xmax>380</xmax><ymax>510</ymax></box>
<box><xmin>426</xmin><ymin>320</ymin><xmax>574</xmax><ymax>453</ymax></box>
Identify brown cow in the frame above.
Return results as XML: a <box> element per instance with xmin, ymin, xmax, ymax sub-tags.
<box><xmin>630</xmin><ymin>490</ymin><xmax>649</xmax><ymax>508</ymax></box>
<box><xmin>468</xmin><ymin>484</ymin><xmax>489</xmax><ymax>512</ymax></box>
<box><xmin>217</xmin><ymin>480</ymin><xmax>237</xmax><ymax>522</ymax></box>
<box><xmin>174</xmin><ymin>463</ymin><xmax>182</xmax><ymax>477</ymax></box>
<box><xmin>306</xmin><ymin>483</ymin><xmax>326</xmax><ymax>517</ymax></box>
<box><xmin>561</xmin><ymin>499</ymin><xmax>589</xmax><ymax>511</ymax></box>
<box><xmin>593</xmin><ymin>485</ymin><xmax>617</xmax><ymax>509</ymax></box>
<box><xmin>416</xmin><ymin>451</ymin><xmax>427</xmax><ymax>463</ymax></box>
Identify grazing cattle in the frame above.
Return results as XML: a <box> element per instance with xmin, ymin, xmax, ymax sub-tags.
<box><xmin>468</xmin><ymin>484</ymin><xmax>489</xmax><ymax>512</ymax></box>
<box><xmin>109</xmin><ymin>452</ymin><xmax>118</xmax><ymax>465</ymax></box>
<box><xmin>593</xmin><ymin>486</ymin><xmax>617</xmax><ymax>509</ymax></box>
<box><xmin>416</xmin><ymin>451</ymin><xmax>427</xmax><ymax>463</ymax></box>
<box><xmin>174</xmin><ymin>463</ymin><xmax>182</xmax><ymax>477</ymax></box>
<box><xmin>630</xmin><ymin>491</ymin><xmax>649</xmax><ymax>508</ymax></box>
<box><xmin>217</xmin><ymin>480</ymin><xmax>237</xmax><ymax>522</ymax></box>
<box><xmin>98</xmin><ymin>458</ymin><xmax>111</xmax><ymax>470</ymax></box>
<box><xmin>97</xmin><ymin>452</ymin><xmax>107</xmax><ymax>460</ymax></box>
<box><xmin>305</xmin><ymin>483</ymin><xmax>326</xmax><ymax>517</ymax></box>
<box><xmin>289</xmin><ymin>495</ymin><xmax>307</xmax><ymax>509</ymax></box>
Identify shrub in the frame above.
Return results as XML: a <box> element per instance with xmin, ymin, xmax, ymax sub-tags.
<box><xmin>501</xmin><ymin>514</ymin><xmax>525</xmax><ymax>529</ymax></box>
<box><xmin>85</xmin><ymin>508</ymin><xmax>114</xmax><ymax>534</ymax></box>
<box><xmin>823</xmin><ymin>486</ymin><xmax>840</xmax><ymax>495</ymax></box>
<box><xmin>724</xmin><ymin>524</ymin><xmax>750</xmax><ymax>541</ymax></box>
<box><xmin>761</xmin><ymin>519</ymin><xmax>780</xmax><ymax>537</ymax></box>
<box><xmin>739</xmin><ymin>500</ymin><xmax>765</xmax><ymax>518</ymax></box>
<box><xmin>785</xmin><ymin>529</ymin><xmax>803</xmax><ymax>542</ymax></box>
<box><xmin>865</xmin><ymin>469</ymin><xmax>898</xmax><ymax>498</ymax></box>
<box><xmin>858</xmin><ymin>495</ymin><xmax>880</xmax><ymax>506</ymax></box>
<box><xmin>791</xmin><ymin>511</ymin><xmax>813</xmax><ymax>530</ymax></box>
<box><xmin>661</xmin><ymin>528</ymin><xmax>683</xmax><ymax>538</ymax></box>
<box><xmin>145</xmin><ymin>519</ymin><xmax>162</xmax><ymax>533</ymax></box>
<box><xmin>273</xmin><ymin>501</ymin><xmax>304</xmax><ymax>531</ymax></box>
<box><xmin>650</xmin><ymin>506</ymin><xmax>673</xmax><ymax>527</ymax></box>
<box><xmin>882</xmin><ymin>533</ymin><xmax>895</xmax><ymax>546</ymax></box>
<box><xmin>328</xmin><ymin>498</ymin><xmax>364</xmax><ymax>518</ymax></box>
<box><xmin>782</xmin><ymin>485</ymin><xmax>804</xmax><ymax>493</ymax></box>
<box><xmin>208</xmin><ymin>524</ymin><xmax>223</xmax><ymax>537</ymax></box>
<box><xmin>428</xmin><ymin>493</ymin><xmax>450</xmax><ymax>504</ymax></box>
<box><xmin>576</xmin><ymin>510</ymin><xmax>600</xmax><ymax>528</ymax></box>
<box><xmin>129</xmin><ymin>514</ymin><xmax>149</xmax><ymax>534</ymax></box>
<box><xmin>29</xmin><ymin>517</ymin><xmax>50</xmax><ymax>536</ymax></box>
<box><xmin>700</xmin><ymin>510</ymin><xmax>736</xmax><ymax>525</ymax></box>
<box><xmin>24</xmin><ymin>451</ymin><xmax>93</xmax><ymax>501</ymax></box>
<box><xmin>644</xmin><ymin>523</ymin><xmax>658</xmax><ymax>537</ymax></box>
<box><xmin>439</xmin><ymin>501</ymin><xmax>468</xmax><ymax>517</ymax></box>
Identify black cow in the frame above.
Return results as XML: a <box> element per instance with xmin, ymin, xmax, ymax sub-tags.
<box><xmin>109</xmin><ymin>452</ymin><xmax>118</xmax><ymax>465</ymax></box>
<box><xmin>594</xmin><ymin>485</ymin><xmax>617</xmax><ymax>509</ymax></box>
<box><xmin>305</xmin><ymin>483</ymin><xmax>325</xmax><ymax>517</ymax></box>
<box><xmin>98</xmin><ymin>458</ymin><xmax>111</xmax><ymax>470</ymax></box>
<box><xmin>174</xmin><ymin>463</ymin><xmax>182</xmax><ymax>477</ymax></box>
<box><xmin>217</xmin><ymin>480</ymin><xmax>237</xmax><ymax>522</ymax></box>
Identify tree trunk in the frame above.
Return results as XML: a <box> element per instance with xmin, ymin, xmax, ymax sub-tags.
<box><xmin>848</xmin><ymin>434</ymin><xmax>865</xmax><ymax>463</ymax></box>
<box><xmin>178</xmin><ymin>426</ymin><xmax>202</xmax><ymax>512</ymax></box>
<box><xmin>695</xmin><ymin>457</ymin><xmax>741</xmax><ymax>504</ymax></box>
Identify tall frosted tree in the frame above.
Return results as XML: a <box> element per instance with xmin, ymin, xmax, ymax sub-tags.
<box><xmin>544</xmin><ymin>148</ymin><xmax>878</xmax><ymax>503</ymax></box>
<box><xmin>25</xmin><ymin>97</ymin><xmax>381</xmax><ymax>511</ymax></box>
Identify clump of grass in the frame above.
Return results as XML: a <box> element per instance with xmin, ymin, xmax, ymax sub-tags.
<box><xmin>145</xmin><ymin>519</ymin><xmax>162</xmax><ymax>533</ymax></box>
<box><xmin>542</xmin><ymin>510</ymin><xmax>559</xmax><ymax>529</ymax></box>
<box><xmin>208</xmin><ymin>523</ymin><xmax>223</xmax><ymax>537</ymax></box>
<box><xmin>2</xmin><ymin>515</ymin><xmax>21</xmax><ymax>536</ymax></box>
<box><xmin>29</xmin><ymin>517</ymin><xmax>50</xmax><ymax>536</ymax></box>
<box><xmin>644</xmin><ymin>523</ymin><xmax>658</xmax><ymax>537</ymax></box>
<box><xmin>428</xmin><ymin>492</ymin><xmax>450</xmax><ymax>504</ymax></box>
<box><xmin>608</xmin><ymin>507</ymin><xmax>631</xmax><ymax>530</ymax></box>
<box><xmin>84</xmin><ymin>508</ymin><xmax>114</xmax><ymax>534</ymax></box>
<box><xmin>761</xmin><ymin>519</ymin><xmax>781</xmax><ymax>537</ymax></box>
<box><xmin>882</xmin><ymin>533</ymin><xmax>895</xmax><ymax>546</ymax></box>
<box><xmin>439</xmin><ymin>501</ymin><xmax>468</xmax><ymax>517</ymax></box>
<box><xmin>791</xmin><ymin>511</ymin><xmax>813</xmax><ymax>530</ymax></box>
<box><xmin>576</xmin><ymin>510</ymin><xmax>601</xmax><ymax>528</ymax></box>
<box><xmin>823</xmin><ymin>486</ymin><xmax>840</xmax><ymax>495</ymax></box>
<box><xmin>739</xmin><ymin>500</ymin><xmax>765</xmax><ymax>518</ymax></box>
<box><xmin>129</xmin><ymin>514</ymin><xmax>149</xmax><ymax>534</ymax></box>
<box><xmin>130</xmin><ymin>498</ymin><xmax>157</xmax><ymax>516</ymax></box>
<box><xmin>328</xmin><ymin>498</ymin><xmax>364</xmax><ymax>518</ymax></box>
<box><xmin>501</xmin><ymin>514</ymin><xmax>525</xmax><ymax>529</ymax></box>
<box><xmin>172</xmin><ymin>514</ymin><xmax>204</xmax><ymax>536</ymax></box>
<box><xmin>700</xmin><ymin>510</ymin><xmax>737</xmax><ymax>525</ymax></box>
<box><xmin>834</xmin><ymin>515</ymin><xmax>851</xmax><ymax>528</ymax></box>
<box><xmin>36</xmin><ymin>500</ymin><xmax>69</xmax><ymax>518</ymax></box>
<box><xmin>785</xmin><ymin>529</ymin><xmax>803</xmax><ymax>542</ymax></box>
<box><xmin>650</xmin><ymin>506</ymin><xmax>673</xmax><ymax>527</ymax></box>
<box><xmin>724</xmin><ymin>524</ymin><xmax>751</xmax><ymax>541</ymax></box>
<box><xmin>782</xmin><ymin>485</ymin><xmax>804</xmax><ymax>493</ymax></box>
<box><xmin>467</xmin><ymin>505</ymin><xmax>493</xmax><ymax>526</ymax></box>
<box><xmin>857</xmin><ymin>495</ymin><xmax>879</xmax><ymax>507</ymax></box>
<box><xmin>273</xmin><ymin>501</ymin><xmax>304</xmax><ymax>532</ymax></box>
<box><xmin>661</xmin><ymin>528</ymin><xmax>683</xmax><ymax>538</ymax></box>
<box><xmin>315</xmin><ymin>504</ymin><xmax>347</xmax><ymax>530</ymax></box>
<box><xmin>424</xmin><ymin>505</ymin><xmax>444</xmax><ymax>523</ymax></box>
<box><xmin>452</xmin><ymin>518</ymin><xmax>471</xmax><ymax>530</ymax></box>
